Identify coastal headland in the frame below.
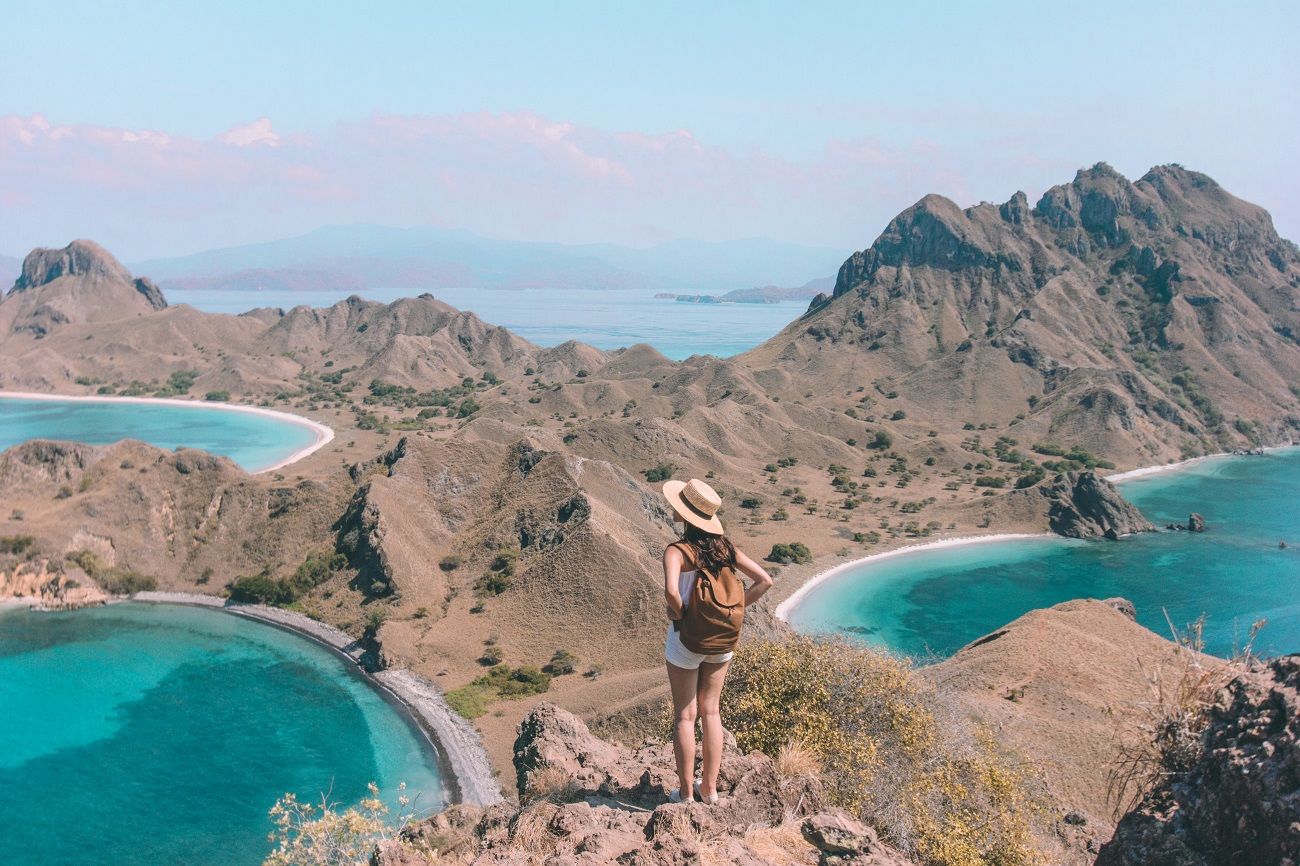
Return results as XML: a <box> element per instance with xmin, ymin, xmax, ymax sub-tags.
<box><xmin>2</xmin><ymin>163</ymin><xmax>1299</xmax><ymax>862</ymax></box>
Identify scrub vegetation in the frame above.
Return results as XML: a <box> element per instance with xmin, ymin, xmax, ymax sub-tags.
<box><xmin>724</xmin><ymin>636</ymin><xmax>1041</xmax><ymax>866</ymax></box>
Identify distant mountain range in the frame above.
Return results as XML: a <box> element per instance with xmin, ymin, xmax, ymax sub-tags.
<box><xmin>127</xmin><ymin>225</ymin><xmax>847</xmax><ymax>294</ymax></box>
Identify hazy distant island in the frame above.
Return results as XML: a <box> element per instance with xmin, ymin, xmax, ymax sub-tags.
<box><xmin>656</xmin><ymin>275</ymin><xmax>834</xmax><ymax>304</ymax></box>
<box><xmin>3</xmin><ymin>163</ymin><xmax>1299</xmax><ymax>866</ymax></box>
<box><xmin>126</xmin><ymin>225</ymin><xmax>847</xmax><ymax>296</ymax></box>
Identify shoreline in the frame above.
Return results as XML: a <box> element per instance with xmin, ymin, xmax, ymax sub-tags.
<box><xmin>129</xmin><ymin>591</ymin><xmax>502</xmax><ymax>808</ymax></box>
<box><xmin>773</xmin><ymin>533</ymin><xmax>1050</xmax><ymax>623</ymax></box>
<box><xmin>777</xmin><ymin>441</ymin><xmax>1300</xmax><ymax>625</ymax></box>
<box><xmin>0</xmin><ymin>390</ymin><xmax>334</xmax><ymax>473</ymax></box>
<box><xmin>1104</xmin><ymin>441</ymin><xmax>1298</xmax><ymax>484</ymax></box>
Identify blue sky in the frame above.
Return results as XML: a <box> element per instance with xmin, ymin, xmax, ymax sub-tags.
<box><xmin>1</xmin><ymin>0</ymin><xmax>1296</xmax><ymax>259</ymax></box>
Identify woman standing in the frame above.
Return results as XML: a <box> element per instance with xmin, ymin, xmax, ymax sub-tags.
<box><xmin>661</xmin><ymin>477</ymin><xmax>773</xmax><ymax>804</ymax></box>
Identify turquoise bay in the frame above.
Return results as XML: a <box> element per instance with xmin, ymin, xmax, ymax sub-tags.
<box><xmin>0</xmin><ymin>396</ymin><xmax>321</xmax><ymax>473</ymax></box>
<box><xmin>788</xmin><ymin>448</ymin><xmax>1300</xmax><ymax>659</ymax></box>
<box><xmin>0</xmin><ymin>603</ymin><xmax>443</xmax><ymax>866</ymax></box>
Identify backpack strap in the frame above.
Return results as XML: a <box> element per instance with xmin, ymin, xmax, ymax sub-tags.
<box><xmin>668</xmin><ymin>540</ymin><xmax>698</xmax><ymax>571</ymax></box>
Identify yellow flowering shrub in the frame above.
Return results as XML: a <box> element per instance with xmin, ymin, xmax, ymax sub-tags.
<box><xmin>725</xmin><ymin>637</ymin><xmax>1041</xmax><ymax>866</ymax></box>
<box><xmin>263</xmin><ymin>782</ymin><xmax>422</xmax><ymax>866</ymax></box>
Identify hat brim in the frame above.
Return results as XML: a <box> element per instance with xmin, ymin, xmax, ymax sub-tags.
<box><xmin>662</xmin><ymin>480</ymin><xmax>724</xmax><ymax>534</ymax></box>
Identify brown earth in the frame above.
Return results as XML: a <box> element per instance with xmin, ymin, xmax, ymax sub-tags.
<box><xmin>1</xmin><ymin>164</ymin><xmax>1297</xmax><ymax>849</ymax></box>
<box><xmin>372</xmin><ymin>702</ymin><xmax>916</xmax><ymax>866</ymax></box>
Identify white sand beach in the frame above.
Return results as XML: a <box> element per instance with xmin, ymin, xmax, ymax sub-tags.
<box><xmin>773</xmin><ymin>532</ymin><xmax>1050</xmax><ymax>623</ymax></box>
<box><xmin>776</xmin><ymin>441</ymin><xmax>1300</xmax><ymax>625</ymax></box>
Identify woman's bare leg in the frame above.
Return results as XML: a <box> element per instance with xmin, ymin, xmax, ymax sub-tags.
<box><xmin>696</xmin><ymin>659</ymin><xmax>731</xmax><ymax>799</ymax></box>
<box><xmin>666</xmin><ymin>661</ymin><xmax>700</xmax><ymax>797</ymax></box>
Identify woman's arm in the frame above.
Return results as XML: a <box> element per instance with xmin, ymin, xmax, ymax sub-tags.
<box><xmin>663</xmin><ymin>545</ymin><xmax>685</xmax><ymax>620</ymax></box>
<box><xmin>733</xmin><ymin>548</ymin><xmax>774</xmax><ymax>607</ymax></box>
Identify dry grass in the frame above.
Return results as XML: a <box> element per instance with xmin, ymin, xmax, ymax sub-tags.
<box><xmin>1107</xmin><ymin>611</ymin><xmax>1264</xmax><ymax>819</ymax></box>
<box><xmin>776</xmin><ymin>738</ymin><xmax>823</xmax><ymax>780</ymax></box>
<box><xmin>507</xmin><ymin>805</ymin><xmax>563</xmax><ymax>856</ymax></box>
<box><xmin>520</xmin><ymin>764</ymin><xmax>580</xmax><ymax>805</ymax></box>
<box><xmin>725</xmin><ymin>635</ymin><xmax>1042</xmax><ymax>866</ymax></box>
<box><xmin>740</xmin><ymin>823</ymin><xmax>819</xmax><ymax>864</ymax></box>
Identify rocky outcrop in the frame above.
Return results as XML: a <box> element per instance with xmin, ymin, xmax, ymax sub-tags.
<box><xmin>1097</xmin><ymin>655</ymin><xmax>1300</xmax><ymax>866</ymax></box>
<box><xmin>1041</xmin><ymin>471</ymin><xmax>1155</xmax><ymax>539</ymax></box>
<box><xmin>379</xmin><ymin>703</ymin><xmax>917</xmax><ymax>866</ymax></box>
<box><xmin>2</xmin><ymin>240</ymin><xmax>169</xmax><ymax>336</ymax></box>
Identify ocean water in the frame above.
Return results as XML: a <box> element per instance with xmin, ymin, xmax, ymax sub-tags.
<box><xmin>788</xmin><ymin>448</ymin><xmax>1300</xmax><ymax>659</ymax></box>
<box><xmin>168</xmin><ymin>286</ymin><xmax>807</xmax><ymax>359</ymax></box>
<box><xmin>0</xmin><ymin>397</ymin><xmax>319</xmax><ymax>473</ymax></box>
<box><xmin>0</xmin><ymin>603</ymin><xmax>443</xmax><ymax>866</ymax></box>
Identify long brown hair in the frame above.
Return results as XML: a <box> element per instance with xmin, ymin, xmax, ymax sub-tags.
<box><xmin>681</xmin><ymin>523</ymin><xmax>737</xmax><ymax>575</ymax></box>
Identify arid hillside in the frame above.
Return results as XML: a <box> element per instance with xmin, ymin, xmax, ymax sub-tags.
<box><xmin>2</xmin><ymin>164</ymin><xmax>1297</xmax><ymax>837</ymax></box>
<box><xmin>746</xmin><ymin>163</ymin><xmax>1300</xmax><ymax>468</ymax></box>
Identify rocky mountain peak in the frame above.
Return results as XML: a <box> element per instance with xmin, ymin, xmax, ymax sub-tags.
<box><xmin>9</xmin><ymin>240</ymin><xmax>167</xmax><ymax>309</ymax></box>
<box><xmin>14</xmin><ymin>240</ymin><xmax>130</xmax><ymax>291</ymax></box>
<box><xmin>1033</xmin><ymin>162</ymin><xmax>1155</xmax><ymax>246</ymax></box>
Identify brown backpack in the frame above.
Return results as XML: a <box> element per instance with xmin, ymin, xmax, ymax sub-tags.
<box><xmin>671</xmin><ymin>541</ymin><xmax>745</xmax><ymax>654</ymax></box>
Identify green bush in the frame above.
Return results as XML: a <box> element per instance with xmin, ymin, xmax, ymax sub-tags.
<box><xmin>475</xmin><ymin>572</ymin><xmax>509</xmax><ymax>595</ymax></box>
<box><xmin>228</xmin><ymin>573</ymin><xmax>292</xmax><ymax>605</ymax></box>
<box><xmin>547</xmin><ymin>649</ymin><xmax>578</xmax><ymax>675</ymax></box>
<box><xmin>0</xmin><ymin>535</ymin><xmax>36</xmax><ymax>556</ymax></box>
<box><xmin>446</xmin><ymin>664</ymin><xmax>553</xmax><ymax>719</ymax></box>
<box><xmin>98</xmin><ymin>570</ymin><xmax>158</xmax><ymax>594</ymax></box>
<box><xmin>643</xmin><ymin>463</ymin><xmax>677</xmax><ymax>483</ymax></box>
<box><xmin>362</xmin><ymin>609</ymin><xmax>387</xmax><ymax>640</ymax></box>
<box><xmin>766</xmin><ymin>542</ymin><xmax>812</xmax><ymax>565</ymax></box>
<box><xmin>204</xmin><ymin>390</ymin><xmax>231</xmax><ymax>402</ymax></box>
<box><xmin>445</xmin><ymin>685</ymin><xmax>491</xmax><ymax>718</ymax></box>
<box><xmin>870</xmin><ymin>430</ymin><xmax>894</xmax><ymax>449</ymax></box>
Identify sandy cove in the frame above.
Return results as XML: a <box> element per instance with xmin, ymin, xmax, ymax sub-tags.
<box><xmin>0</xmin><ymin>390</ymin><xmax>335</xmax><ymax>473</ymax></box>
<box><xmin>774</xmin><ymin>442</ymin><xmax>1300</xmax><ymax>625</ymax></box>
<box><xmin>130</xmin><ymin>591</ymin><xmax>502</xmax><ymax>808</ymax></box>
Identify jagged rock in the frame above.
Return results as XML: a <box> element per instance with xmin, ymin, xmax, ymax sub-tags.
<box><xmin>13</xmin><ymin>240</ymin><xmax>137</xmax><ymax>293</ymax></box>
<box><xmin>1042</xmin><ymin>471</ymin><xmax>1155</xmax><ymax>539</ymax></box>
<box><xmin>512</xmin><ymin>703</ymin><xmax>624</xmax><ymax>800</ymax></box>
<box><xmin>1103</xmin><ymin>597</ymin><xmax>1137</xmax><ymax>620</ymax></box>
<box><xmin>801</xmin><ymin>810</ymin><xmax>915</xmax><ymax>865</ymax></box>
<box><xmin>1097</xmin><ymin>655</ymin><xmax>1300</xmax><ymax>866</ymax></box>
<box><xmin>1187</xmin><ymin>512</ymin><xmax>1206</xmax><ymax>532</ymax></box>
<box><xmin>389</xmin><ymin>703</ymin><xmax>880</xmax><ymax>866</ymax></box>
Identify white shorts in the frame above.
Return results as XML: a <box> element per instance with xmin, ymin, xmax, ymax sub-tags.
<box><xmin>665</xmin><ymin>624</ymin><xmax>734</xmax><ymax>670</ymax></box>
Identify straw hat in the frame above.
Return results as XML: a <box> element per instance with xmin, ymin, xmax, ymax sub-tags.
<box><xmin>662</xmin><ymin>478</ymin><xmax>724</xmax><ymax>535</ymax></box>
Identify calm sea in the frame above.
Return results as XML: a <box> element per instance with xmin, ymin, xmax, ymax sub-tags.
<box><xmin>0</xmin><ymin>603</ymin><xmax>443</xmax><ymax>866</ymax></box>
<box><xmin>0</xmin><ymin>397</ymin><xmax>318</xmax><ymax>473</ymax></box>
<box><xmin>788</xmin><ymin>448</ymin><xmax>1300</xmax><ymax>659</ymax></box>
<box><xmin>168</xmin><ymin>286</ymin><xmax>807</xmax><ymax>359</ymax></box>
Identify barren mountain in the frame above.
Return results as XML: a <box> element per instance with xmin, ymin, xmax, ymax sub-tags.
<box><xmin>2</xmin><ymin>164</ymin><xmax>1297</xmax><ymax>838</ymax></box>
<box><xmin>745</xmin><ymin>163</ymin><xmax>1300</xmax><ymax>467</ymax></box>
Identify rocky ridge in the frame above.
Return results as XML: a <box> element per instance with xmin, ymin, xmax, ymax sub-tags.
<box><xmin>373</xmin><ymin>702</ymin><xmax>916</xmax><ymax>866</ymax></box>
<box><xmin>1097</xmin><ymin>655</ymin><xmax>1300</xmax><ymax>866</ymax></box>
